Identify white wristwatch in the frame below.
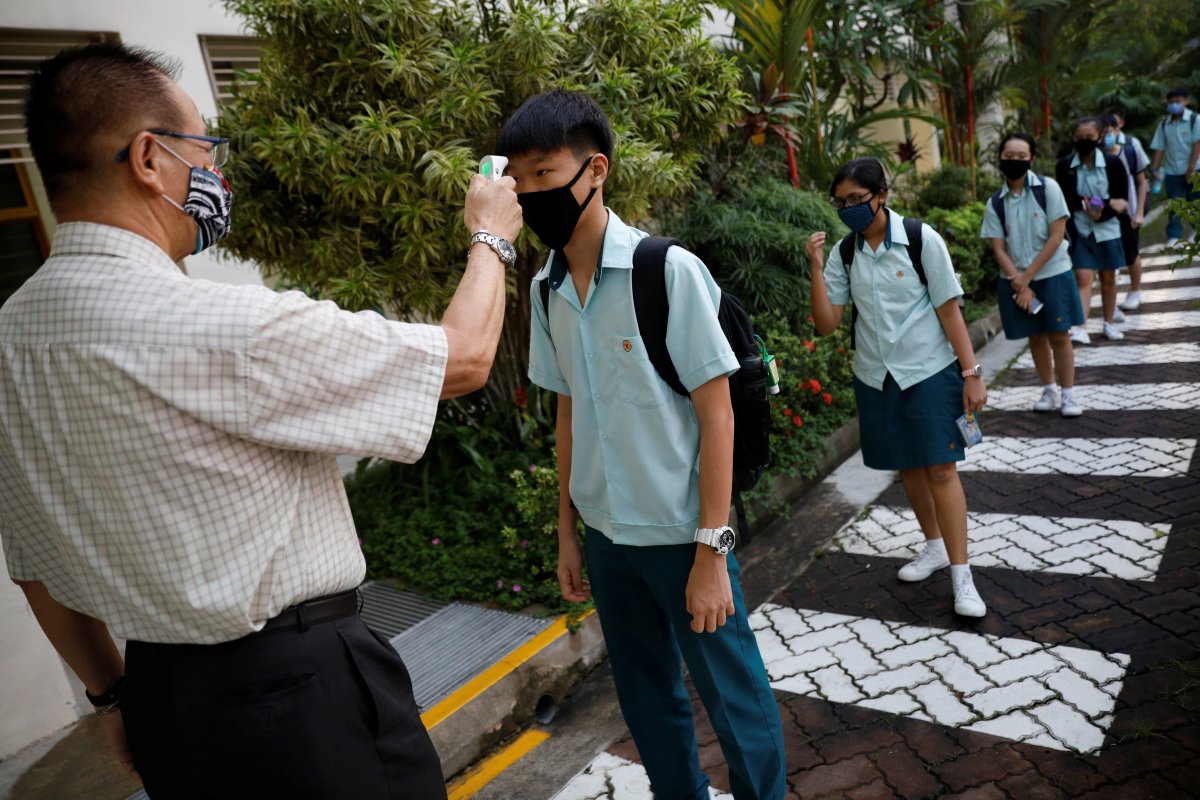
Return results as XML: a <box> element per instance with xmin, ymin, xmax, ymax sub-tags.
<box><xmin>695</xmin><ymin>525</ymin><xmax>736</xmax><ymax>555</ymax></box>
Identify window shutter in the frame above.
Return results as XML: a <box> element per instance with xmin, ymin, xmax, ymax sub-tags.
<box><xmin>199</xmin><ymin>35</ymin><xmax>261</xmax><ymax>106</ymax></box>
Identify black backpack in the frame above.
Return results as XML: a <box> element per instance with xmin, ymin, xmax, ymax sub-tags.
<box><xmin>989</xmin><ymin>180</ymin><xmax>1048</xmax><ymax>238</ymax></box>
<box><xmin>538</xmin><ymin>236</ymin><xmax>770</xmax><ymax>544</ymax></box>
<box><xmin>837</xmin><ymin>217</ymin><xmax>925</xmax><ymax>350</ymax></box>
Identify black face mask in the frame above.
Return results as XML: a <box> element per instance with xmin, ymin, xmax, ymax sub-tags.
<box><xmin>517</xmin><ymin>157</ymin><xmax>597</xmax><ymax>251</ymax></box>
<box><xmin>1074</xmin><ymin>139</ymin><xmax>1099</xmax><ymax>158</ymax></box>
<box><xmin>999</xmin><ymin>159</ymin><xmax>1032</xmax><ymax>181</ymax></box>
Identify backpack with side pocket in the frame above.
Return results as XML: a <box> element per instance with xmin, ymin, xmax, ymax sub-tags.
<box><xmin>837</xmin><ymin>216</ymin><xmax>926</xmax><ymax>350</ymax></box>
<box><xmin>538</xmin><ymin>236</ymin><xmax>771</xmax><ymax>544</ymax></box>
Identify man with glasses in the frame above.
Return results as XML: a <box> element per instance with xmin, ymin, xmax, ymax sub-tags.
<box><xmin>1</xmin><ymin>42</ymin><xmax>520</xmax><ymax>799</ymax></box>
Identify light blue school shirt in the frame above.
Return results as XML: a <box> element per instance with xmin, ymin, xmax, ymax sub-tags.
<box><xmin>1149</xmin><ymin>110</ymin><xmax>1200</xmax><ymax>176</ymax></box>
<box><xmin>823</xmin><ymin>209</ymin><xmax>962</xmax><ymax>392</ymax></box>
<box><xmin>528</xmin><ymin>210</ymin><xmax>739</xmax><ymax>547</ymax></box>
<box><xmin>1070</xmin><ymin>153</ymin><xmax>1122</xmax><ymax>243</ymax></box>
<box><xmin>1116</xmin><ymin>131</ymin><xmax>1148</xmax><ymax>168</ymax></box>
<box><xmin>979</xmin><ymin>172</ymin><xmax>1072</xmax><ymax>280</ymax></box>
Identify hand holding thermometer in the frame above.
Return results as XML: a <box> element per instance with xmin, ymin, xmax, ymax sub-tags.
<box><xmin>479</xmin><ymin>155</ymin><xmax>508</xmax><ymax>182</ymax></box>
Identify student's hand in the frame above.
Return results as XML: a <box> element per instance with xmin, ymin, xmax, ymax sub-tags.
<box><xmin>1109</xmin><ymin>198</ymin><xmax>1128</xmax><ymax>215</ymax></box>
<box><xmin>1009</xmin><ymin>271</ymin><xmax>1031</xmax><ymax>294</ymax></box>
<box><xmin>963</xmin><ymin>377</ymin><xmax>987</xmax><ymax>414</ymax></box>
<box><xmin>556</xmin><ymin>529</ymin><xmax>591</xmax><ymax>603</ymax></box>
<box><xmin>1132</xmin><ymin>212</ymin><xmax>1144</xmax><ymax>229</ymax></box>
<box><xmin>99</xmin><ymin>710</ymin><xmax>138</xmax><ymax>778</ymax></box>
<box><xmin>806</xmin><ymin>232</ymin><xmax>827</xmax><ymax>267</ymax></box>
<box><xmin>685</xmin><ymin>547</ymin><xmax>735</xmax><ymax>634</ymax></box>
<box><xmin>463</xmin><ymin>174</ymin><xmax>523</xmax><ymax>243</ymax></box>
<box><xmin>1013</xmin><ymin>285</ymin><xmax>1034</xmax><ymax>313</ymax></box>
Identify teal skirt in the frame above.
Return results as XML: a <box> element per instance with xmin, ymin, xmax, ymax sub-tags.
<box><xmin>998</xmin><ymin>270</ymin><xmax>1085</xmax><ymax>340</ymax></box>
<box><xmin>853</xmin><ymin>362</ymin><xmax>967</xmax><ymax>471</ymax></box>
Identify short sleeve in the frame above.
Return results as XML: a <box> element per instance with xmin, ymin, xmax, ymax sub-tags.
<box><xmin>244</xmin><ymin>290</ymin><xmax>447</xmax><ymax>462</ymax></box>
<box><xmin>1150</xmin><ymin>123</ymin><xmax>1164</xmax><ymax>152</ymax></box>
<box><xmin>822</xmin><ymin>240</ymin><xmax>851</xmax><ymax>306</ymax></box>
<box><xmin>1042</xmin><ymin>178</ymin><xmax>1070</xmax><ymax>222</ymax></box>
<box><xmin>1134</xmin><ymin>146</ymin><xmax>1149</xmax><ymax>174</ymax></box>
<box><xmin>920</xmin><ymin>224</ymin><xmax>964</xmax><ymax>308</ymax></box>
<box><xmin>662</xmin><ymin>249</ymin><xmax>739</xmax><ymax>393</ymax></box>
<box><xmin>979</xmin><ymin>197</ymin><xmax>1005</xmax><ymax>241</ymax></box>
<box><xmin>528</xmin><ymin>281</ymin><xmax>571</xmax><ymax>396</ymax></box>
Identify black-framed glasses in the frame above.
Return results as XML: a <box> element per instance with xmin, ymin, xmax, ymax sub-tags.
<box><xmin>115</xmin><ymin>129</ymin><xmax>230</xmax><ymax>169</ymax></box>
<box><xmin>830</xmin><ymin>192</ymin><xmax>875</xmax><ymax>211</ymax></box>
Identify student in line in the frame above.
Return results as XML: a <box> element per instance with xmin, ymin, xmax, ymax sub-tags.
<box><xmin>1105</xmin><ymin>106</ymin><xmax>1150</xmax><ymax>311</ymax></box>
<box><xmin>981</xmin><ymin>133</ymin><xmax>1084</xmax><ymax>417</ymax></box>
<box><xmin>1149</xmin><ymin>88</ymin><xmax>1200</xmax><ymax>247</ymax></box>
<box><xmin>1103</xmin><ymin>114</ymin><xmax>1149</xmax><ymax>324</ymax></box>
<box><xmin>1058</xmin><ymin>116</ymin><xmax>1130</xmax><ymax>344</ymax></box>
<box><xmin>807</xmin><ymin>158</ymin><xmax>988</xmax><ymax>618</ymax></box>
<box><xmin>501</xmin><ymin>90</ymin><xmax>786</xmax><ymax>800</ymax></box>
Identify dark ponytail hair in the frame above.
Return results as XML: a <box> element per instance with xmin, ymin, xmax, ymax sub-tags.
<box><xmin>829</xmin><ymin>157</ymin><xmax>888</xmax><ymax>197</ymax></box>
<box><xmin>998</xmin><ymin>132</ymin><xmax>1037</xmax><ymax>159</ymax></box>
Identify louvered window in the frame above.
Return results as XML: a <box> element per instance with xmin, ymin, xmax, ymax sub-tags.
<box><xmin>199</xmin><ymin>35</ymin><xmax>261</xmax><ymax>106</ymax></box>
<box><xmin>0</xmin><ymin>28</ymin><xmax>117</xmax><ymax>166</ymax></box>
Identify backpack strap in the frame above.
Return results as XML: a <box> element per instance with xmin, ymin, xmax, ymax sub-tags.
<box><xmin>1032</xmin><ymin>181</ymin><xmax>1047</xmax><ymax>213</ymax></box>
<box><xmin>630</xmin><ymin>236</ymin><xmax>688</xmax><ymax>397</ymax></box>
<box><xmin>538</xmin><ymin>277</ymin><xmax>550</xmax><ymax>321</ymax></box>
<box><xmin>902</xmin><ymin>216</ymin><xmax>926</xmax><ymax>286</ymax></box>
<box><xmin>838</xmin><ymin>233</ymin><xmax>858</xmax><ymax>350</ymax></box>
<box><xmin>990</xmin><ymin>189</ymin><xmax>1008</xmax><ymax>237</ymax></box>
<box><xmin>1122</xmin><ymin>142</ymin><xmax>1139</xmax><ymax>176</ymax></box>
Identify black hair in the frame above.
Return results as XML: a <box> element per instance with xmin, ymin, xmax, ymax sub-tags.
<box><xmin>829</xmin><ymin>157</ymin><xmax>888</xmax><ymax>197</ymax></box>
<box><xmin>496</xmin><ymin>89</ymin><xmax>614</xmax><ymax>163</ymax></box>
<box><xmin>998</xmin><ymin>132</ymin><xmax>1037</xmax><ymax>158</ymax></box>
<box><xmin>1166</xmin><ymin>87</ymin><xmax>1189</xmax><ymax>100</ymax></box>
<box><xmin>1103</xmin><ymin>105</ymin><xmax>1126</xmax><ymax>122</ymax></box>
<box><xmin>24</xmin><ymin>42</ymin><xmax>183</xmax><ymax>208</ymax></box>
<box><xmin>1073</xmin><ymin>116</ymin><xmax>1105</xmax><ymax>138</ymax></box>
<box><xmin>1101</xmin><ymin>114</ymin><xmax>1120</xmax><ymax>130</ymax></box>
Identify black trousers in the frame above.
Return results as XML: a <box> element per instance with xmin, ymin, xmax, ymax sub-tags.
<box><xmin>123</xmin><ymin>610</ymin><xmax>446</xmax><ymax>800</ymax></box>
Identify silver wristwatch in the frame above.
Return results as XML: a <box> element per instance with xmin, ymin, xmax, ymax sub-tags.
<box><xmin>695</xmin><ymin>525</ymin><xmax>736</xmax><ymax>555</ymax></box>
<box><xmin>469</xmin><ymin>230</ymin><xmax>516</xmax><ymax>267</ymax></box>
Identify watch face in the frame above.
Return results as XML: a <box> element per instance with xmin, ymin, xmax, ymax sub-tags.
<box><xmin>718</xmin><ymin>529</ymin><xmax>736</xmax><ymax>551</ymax></box>
<box><xmin>498</xmin><ymin>238</ymin><xmax>517</xmax><ymax>263</ymax></box>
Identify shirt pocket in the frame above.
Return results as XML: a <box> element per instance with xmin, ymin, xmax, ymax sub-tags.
<box><xmin>612</xmin><ymin>335</ymin><xmax>667</xmax><ymax>408</ymax></box>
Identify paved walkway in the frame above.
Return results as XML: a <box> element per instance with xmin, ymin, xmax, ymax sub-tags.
<box><xmin>540</xmin><ymin>247</ymin><xmax>1200</xmax><ymax>799</ymax></box>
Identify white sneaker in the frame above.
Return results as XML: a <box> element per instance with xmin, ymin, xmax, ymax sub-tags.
<box><xmin>1060</xmin><ymin>395</ymin><xmax>1083</xmax><ymax>417</ymax></box>
<box><xmin>1166</xmin><ymin>237</ymin><xmax>1180</xmax><ymax>248</ymax></box>
<box><xmin>1069</xmin><ymin>326</ymin><xmax>1091</xmax><ymax>345</ymax></box>
<box><xmin>954</xmin><ymin>579</ymin><xmax>987</xmax><ymax>618</ymax></box>
<box><xmin>898</xmin><ymin>543</ymin><xmax>951</xmax><ymax>582</ymax></box>
<box><xmin>1121</xmin><ymin>291</ymin><xmax>1142</xmax><ymax>311</ymax></box>
<box><xmin>1033</xmin><ymin>387</ymin><xmax>1058</xmax><ymax>412</ymax></box>
<box><xmin>1111</xmin><ymin>307</ymin><xmax>1126</xmax><ymax>323</ymax></box>
<box><xmin>1103</xmin><ymin>322</ymin><xmax>1125</xmax><ymax>341</ymax></box>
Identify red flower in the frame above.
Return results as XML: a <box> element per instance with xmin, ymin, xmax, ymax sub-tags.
<box><xmin>792</xmin><ymin>415</ymin><xmax>804</xmax><ymax>427</ymax></box>
<box><xmin>810</xmin><ymin>379</ymin><xmax>822</xmax><ymax>394</ymax></box>
<box><xmin>822</xmin><ymin>392</ymin><xmax>833</xmax><ymax>405</ymax></box>
<box><xmin>803</xmin><ymin>340</ymin><xmax>815</xmax><ymax>352</ymax></box>
<box><xmin>783</xmin><ymin>408</ymin><xmax>793</xmax><ymax>416</ymax></box>
<box><xmin>515</xmin><ymin>386</ymin><xmax>528</xmax><ymax>409</ymax></box>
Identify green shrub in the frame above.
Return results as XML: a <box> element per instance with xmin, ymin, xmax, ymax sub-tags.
<box><xmin>914</xmin><ymin>165</ymin><xmax>974</xmax><ymax>214</ymax></box>
<box><xmin>923</xmin><ymin>202</ymin><xmax>995</xmax><ymax>305</ymax></box>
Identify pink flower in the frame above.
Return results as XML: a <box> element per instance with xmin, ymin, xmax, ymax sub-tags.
<box><xmin>431</xmin><ymin>537</ymin><xmax>441</xmax><ymax>546</ymax></box>
<box><xmin>520</xmin><ymin>539</ymin><xmax>529</xmax><ymax>549</ymax></box>
<box><xmin>512</xmin><ymin>585</ymin><xmax>522</xmax><ymax>593</ymax></box>
<box><xmin>496</xmin><ymin>579</ymin><xmax>504</xmax><ymax>589</ymax></box>
<box><xmin>528</xmin><ymin>464</ymin><xmax>537</xmax><ymax>474</ymax></box>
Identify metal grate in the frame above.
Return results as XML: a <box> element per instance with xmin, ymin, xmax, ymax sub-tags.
<box><xmin>0</xmin><ymin>29</ymin><xmax>117</xmax><ymax>165</ymax></box>
<box><xmin>391</xmin><ymin>604</ymin><xmax>553</xmax><ymax>712</ymax></box>
<box><xmin>198</xmin><ymin>35</ymin><xmax>262</xmax><ymax>106</ymax></box>
<box><xmin>358</xmin><ymin>580</ymin><xmax>446</xmax><ymax>640</ymax></box>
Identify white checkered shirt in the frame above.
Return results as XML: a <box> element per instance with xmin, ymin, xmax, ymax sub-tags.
<box><xmin>0</xmin><ymin>223</ymin><xmax>447</xmax><ymax>644</ymax></box>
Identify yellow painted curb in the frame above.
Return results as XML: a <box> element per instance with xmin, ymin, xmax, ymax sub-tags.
<box><xmin>421</xmin><ymin>609</ymin><xmax>595</xmax><ymax>730</ymax></box>
<box><xmin>446</xmin><ymin>729</ymin><xmax>551</xmax><ymax>799</ymax></box>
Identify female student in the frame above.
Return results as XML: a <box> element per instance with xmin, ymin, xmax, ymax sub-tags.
<box><xmin>807</xmin><ymin>158</ymin><xmax>988</xmax><ymax>618</ymax></box>
<box><xmin>981</xmin><ymin>132</ymin><xmax>1085</xmax><ymax>417</ymax></box>
<box><xmin>1057</xmin><ymin>116</ymin><xmax>1130</xmax><ymax>344</ymax></box>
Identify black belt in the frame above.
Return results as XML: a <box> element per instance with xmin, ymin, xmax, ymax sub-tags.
<box><xmin>260</xmin><ymin>588</ymin><xmax>360</xmax><ymax>633</ymax></box>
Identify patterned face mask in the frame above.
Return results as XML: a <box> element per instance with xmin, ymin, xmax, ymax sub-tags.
<box><xmin>158</xmin><ymin>140</ymin><xmax>233</xmax><ymax>255</ymax></box>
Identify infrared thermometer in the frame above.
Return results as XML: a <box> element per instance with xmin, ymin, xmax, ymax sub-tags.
<box><xmin>479</xmin><ymin>155</ymin><xmax>508</xmax><ymax>181</ymax></box>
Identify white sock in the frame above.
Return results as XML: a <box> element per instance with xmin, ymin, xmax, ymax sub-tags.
<box><xmin>1044</xmin><ymin>383</ymin><xmax>1059</xmax><ymax>393</ymax></box>
<box><xmin>950</xmin><ymin>564</ymin><xmax>972</xmax><ymax>585</ymax></box>
<box><xmin>925</xmin><ymin>538</ymin><xmax>947</xmax><ymax>556</ymax></box>
<box><xmin>1062</xmin><ymin>387</ymin><xmax>1075</xmax><ymax>403</ymax></box>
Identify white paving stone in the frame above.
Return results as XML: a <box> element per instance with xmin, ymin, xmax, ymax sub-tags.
<box><xmin>1133</xmin><ymin>262</ymin><xmax>1200</xmax><ymax>280</ymax></box>
<box><xmin>834</xmin><ymin>507</ymin><xmax>1171</xmax><ymax>581</ymax></box>
<box><xmin>958</xmin><ymin>437</ymin><xmax>1195</xmax><ymax>477</ymax></box>
<box><xmin>986</xmin><ymin>383</ymin><xmax>1197</xmax><ymax>411</ymax></box>
<box><xmin>1091</xmin><ymin>283</ymin><xmax>1200</xmax><ymax>307</ymax></box>
<box><xmin>1085</xmin><ymin>309</ymin><xmax>1200</xmax><ymax>331</ymax></box>
<box><xmin>551</xmin><ymin>753</ymin><xmax>733</xmax><ymax>800</ymax></box>
<box><xmin>1015</xmin><ymin>341</ymin><xmax>1200</xmax><ymax>369</ymax></box>
<box><xmin>752</xmin><ymin>604</ymin><xmax>1129</xmax><ymax>754</ymax></box>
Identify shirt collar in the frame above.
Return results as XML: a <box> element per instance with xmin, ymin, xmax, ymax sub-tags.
<box><xmin>856</xmin><ymin>207</ymin><xmax>901</xmax><ymax>251</ymax></box>
<box><xmin>544</xmin><ymin>209</ymin><xmax>635</xmax><ymax>290</ymax></box>
<box><xmin>49</xmin><ymin>222</ymin><xmax>182</xmax><ymax>275</ymax></box>
<box><xmin>1069</xmin><ymin>152</ymin><xmax>1106</xmax><ymax>171</ymax></box>
<box><xmin>999</xmin><ymin>171</ymin><xmax>1044</xmax><ymax>199</ymax></box>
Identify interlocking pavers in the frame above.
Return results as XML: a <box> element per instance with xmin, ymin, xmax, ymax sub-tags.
<box><xmin>548</xmin><ymin>752</ymin><xmax>732</xmax><ymax>800</ymax></box>
<box><xmin>986</xmin><ymin>382</ymin><xmax>1198</xmax><ymax>410</ymax></box>
<box><xmin>958</xmin><ymin>436</ymin><xmax>1196</xmax><ymax>477</ymax></box>
<box><xmin>1013</xmin><ymin>342</ymin><xmax>1200</xmax><ymax>370</ymax></box>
